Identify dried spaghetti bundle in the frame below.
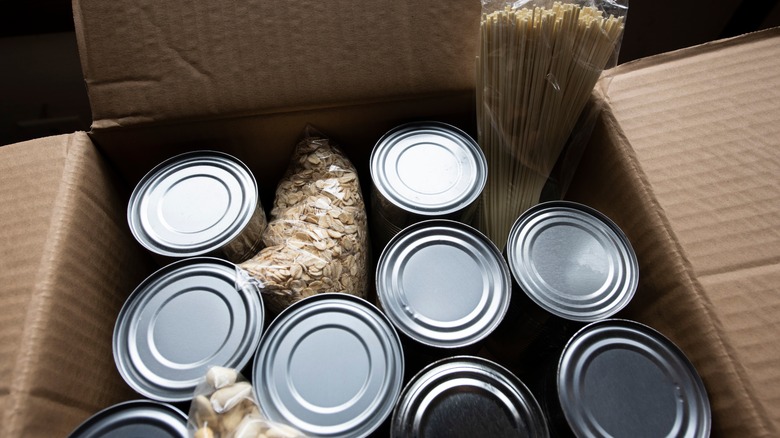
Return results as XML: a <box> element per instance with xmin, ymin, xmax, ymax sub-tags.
<box><xmin>476</xmin><ymin>1</ymin><xmax>625</xmax><ymax>248</ymax></box>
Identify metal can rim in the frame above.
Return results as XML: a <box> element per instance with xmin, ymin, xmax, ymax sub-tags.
<box><xmin>127</xmin><ymin>150</ymin><xmax>259</xmax><ymax>258</ymax></box>
<box><xmin>506</xmin><ymin>200</ymin><xmax>639</xmax><ymax>322</ymax></box>
<box><xmin>252</xmin><ymin>293</ymin><xmax>405</xmax><ymax>438</ymax></box>
<box><xmin>113</xmin><ymin>257</ymin><xmax>264</xmax><ymax>402</ymax></box>
<box><xmin>370</xmin><ymin>121</ymin><xmax>487</xmax><ymax>216</ymax></box>
<box><xmin>67</xmin><ymin>399</ymin><xmax>188</xmax><ymax>438</ymax></box>
<box><xmin>391</xmin><ymin>355</ymin><xmax>549</xmax><ymax>437</ymax></box>
<box><xmin>557</xmin><ymin>319</ymin><xmax>711</xmax><ymax>437</ymax></box>
<box><xmin>376</xmin><ymin>219</ymin><xmax>512</xmax><ymax>348</ymax></box>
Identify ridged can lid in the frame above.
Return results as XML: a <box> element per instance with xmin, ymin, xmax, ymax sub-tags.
<box><xmin>67</xmin><ymin>400</ymin><xmax>188</xmax><ymax>438</ymax></box>
<box><xmin>558</xmin><ymin>319</ymin><xmax>711</xmax><ymax>437</ymax></box>
<box><xmin>252</xmin><ymin>293</ymin><xmax>404</xmax><ymax>438</ymax></box>
<box><xmin>113</xmin><ymin>258</ymin><xmax>264</xmax><ymax>402</ymax></box>
<box><xmin>376</xmin><ymin>219</ymin><xmax>511</xmax><ymax>348</ymax></box>
<box><xmin>128</xmin><ymin>151</ymin><xmax>259</xmax><ymax>259</ymax></box>
<box><xmin>506</xmin><ymin>201</ymin><xmax>639</xmax><ymax>322</ymax></box>
<box><xmin>391</xmin><ymin>356</ymin><xmax>549</xmax><ymax>437</ymax></box>
<box><xmin>370</xmin><ymin>122</ymin><xmax>487</xmax><ymax>216</ymax></box>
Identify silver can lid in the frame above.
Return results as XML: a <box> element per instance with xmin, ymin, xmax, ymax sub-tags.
<box><xmin>392</xmin><ymin>356</ymin><xmax>549</xmax><ymax>437</ymax></box>
<box><xmin>68</xmin><ymin>400</ymin><xmax>188</xmax><ymax>438</ymax></box>
<box><xmin>252</xmin><ymin>293</ymin><xmax>404</xmax><ymax>438</ymax></box>
<box><xmin>506</xmin><ymin>201</ymin><xmax>639</xmax><ymax>322</ymax></box>
<box><xmin>113</xmin><ymin>258</ymin><xmax>264</xmax><ymax>402</ymax></box>
<box><xmin>370</xmin><ymin>122</ymin><xmax>487</xmax><ymax>216</ymax></box>
<box><xmin>376</xmin><ymin>219</ymin><xmax>511</xmax><ymax>348</ymax></box>
<box><xmin>128</xmin><ymin>151</ymin><xmax>259</xmax><ymax>258</ymax></box>
<box><xmin>558</xmin><ymin>319</ymin><xmax>711</xmax><ymax>437</ymax></box>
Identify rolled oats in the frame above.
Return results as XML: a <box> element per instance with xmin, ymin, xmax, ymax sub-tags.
<box><xmin>240</xmin><ymin>130</ymin><xmax>369</xmax><ymax>314</ymax></box>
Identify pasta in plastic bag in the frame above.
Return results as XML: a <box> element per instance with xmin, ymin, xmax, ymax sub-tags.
<box><xmin>239</xmin><ymin>127</ymin><xmax>369</xmax><ymax>314</ymax></box>
<box><xmin>476</xmin><ymin>0</ymin><xmax>628</xmax><ymax>248</ymax></box>
<box><xmin>188</xmin><ymin>367</ymin><xmax>306</xmax><ymax>438</ymax></box>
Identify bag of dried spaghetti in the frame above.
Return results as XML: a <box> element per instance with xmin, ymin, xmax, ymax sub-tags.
<box><xmin>476</xmin><ymin>0</ymin><xmax>628</xmax><ymax>248</ymax></box>
<box><xmin>239</xmin><ymin>127</ymin><xmax>369</xmax><ymax>314</ymax></box>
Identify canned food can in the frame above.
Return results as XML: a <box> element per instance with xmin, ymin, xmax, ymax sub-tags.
<box><xmin>375</xmin><ymin>219</ymin><xmax>511</xmax><ymax>374</ymax></box>
<box><xmin>128</xmin><ymin>151</ymin><xmax>267</xmax><ymax>263</ymax></box>
<box><xmin>113</xmin><ymin>258</ymin><xmax>265</xmax><ymax>403</ymax></box>
<box><xmin>370</xmin><ymin>122</ymin><xmax>487</xmax><ymax>251</ymax></box>
<box><xmin>541</xmin><ymin>319</ymin><xmax>711</xmax><ymax>437</ymax></box>
<box><xmin>488</xmin><ymin>201</ymin><xmax>639</xmax><ymax>370</ymax></box>
<box><xmin>391</xmin><ymin>356</ymin><xmax>549</xmax><ymax>438</ymax></box>
<box><xmin>252</xmin><ymin>293</ymin><xmax>404</xmax><ymax>438</ymax></box>
<box><xmin>67</xmin><ymin>400</ymin><xmax>188</xmax><ymax>438</ymax></box>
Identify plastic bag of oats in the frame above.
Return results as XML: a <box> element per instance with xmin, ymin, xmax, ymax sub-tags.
<box><xmin>239</xmin><ymin>127</ymin><xmax>369</xmax><ymax>314</ymax></box>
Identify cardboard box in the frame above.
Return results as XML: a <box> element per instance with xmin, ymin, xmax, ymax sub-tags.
<box><xmin>567</xmin><ymin>28</ymin><xmax>780</xmax><ymax>436</ymax></box>
<box><xmin>0</xmin><ymin>0</ymin><xmax>777</xmax><ymax>435</ymax></box>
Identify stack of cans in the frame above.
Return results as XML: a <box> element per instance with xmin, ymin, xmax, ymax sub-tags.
<box><xmin>91</xmin><ymin>129</ymin><xmax>711</xmax><ymax>438</ymax></box>
<box><xmin>117</xmin><ymin>150</ymin><xmax>271</xmax><ymax>408</ymax></box>
<box><xmin>488</xmin><ymin>200</ymin><xmax>641</xmax><ymax>369</ymax></box>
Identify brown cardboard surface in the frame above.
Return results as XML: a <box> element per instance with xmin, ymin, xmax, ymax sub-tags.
<box><xmin>570</xmin><ymin>27</ymin><xmax>780</xmax><ymax>436</ymax></box>
<box><xmin>4</xmin><ymin>0</ymin><xmax>779</xmax><ymax>435</ymax></box>
<box><xmin>0</xmin><ymin>135</ymin><xmax>68</xmax><ymax>423</ymax></box>
<box><xmin>0</xmin><ymin>133</ymin><xmax>155</xmax><ymax>436</ymax></box>
<box><xmin>72</xmin><ymin>0</ymin><xmax>480</xmax><ymax>131</ymax></box>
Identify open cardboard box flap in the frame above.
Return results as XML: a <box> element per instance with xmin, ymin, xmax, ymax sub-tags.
<box><xmin>0</xmin><ymin>133</ymin><xmax>155</xmax><ymax>436</ymax></box>
<box><xmin>568</xmin><ymin>27</ymin><xmax>780</xmax><ymax>436</ymax></box>
<box><xmin>0</xmin><ymin>0</ymin><xmax>778</xmax><ymax>434</ymax></box>
<box><xmin>72</xmin><ymin>0</ymin><xmax>480</xmax><ymax>131</ymax></box>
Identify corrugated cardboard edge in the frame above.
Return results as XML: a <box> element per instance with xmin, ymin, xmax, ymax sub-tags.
<box><xmin>568</xmin><ymin>87</ymin><xmax>774</xmax><ymax>436</ymax></box>
<box><xmin>609</xmin><ymin>26</ymin><xmax>780</xmax><ymax>77</ymax></box>
<box><xmin>0</xmin><ymin>133</ymin><xmax>154</xmax><ymax>436</ymax></box>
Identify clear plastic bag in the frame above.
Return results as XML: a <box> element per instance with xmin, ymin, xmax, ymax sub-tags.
<box><xmin>476</xmin><ymin>0</ymin><xmax>628</xmax><ymax>248</ymax></box>
<box><xmin>239</xmin><ymin>127</ymin><xmax>369</xmax><ymax>315</ymax></box>
<box><xmin>188</xmin><ymin>367</ymin><xmax>306</xmax><ymax>438</ymax></box>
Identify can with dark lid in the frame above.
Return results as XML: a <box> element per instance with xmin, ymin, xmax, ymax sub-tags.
<box><xmin>375</xmin><ymin>219</ymin><xmax>511</xmax><ymax>376</ymax></box>
<box><xmin>487</xmin><ymin>201</ymin><xmax>639</xmax><ymax>371</ymax></box>
<box><xmin>391</xmin><ymin>355</ymin><xmax>549</xmax><ymax>438</ymax></box>
<box><xmin>68</xmin><ymin>400</ymin><xmax>188</xmax><ymax>438</ymax></box>
<box><xmin>128</xmin><ymin>150</ymin><xmax>267</xmax><ymax>263</ymax></box>
<box><xmin>537</xmin><ymin>319</ymin><xmax>711</xmax><ymax>437</ymax></box>
<box><xmin>370</xmin><ymin>122</ymin><xmax>487</xmax><ymax>251</ymax></box>
<box><xmin>252</xmin><ymin>293</ymin><xmax>404</xmax><ymax>438</ymax></box>
<box><xmin>113</xmin><ymin>257</ymin><xmax>265</xmax><ymax>403</ymax></box>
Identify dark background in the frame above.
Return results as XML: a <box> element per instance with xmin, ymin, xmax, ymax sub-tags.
<box><xmin>2</xmin><ymin>0</ymin><xmax>779</xmax><ymax>146</ymax></box>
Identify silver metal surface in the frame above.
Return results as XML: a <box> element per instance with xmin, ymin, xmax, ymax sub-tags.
<box><xmin>558</xmin><ymin>319</ymin><xmax>711</xmax><ymax>437</ymax></box>
<box><xmin>128</xmin><ymin>150</ymin><xmax>264</xmax><ymax>262</ymax></box>
<box><xmin>506</xmin><ymin>201</ymin><xmax>639</xmax><ymax>322</ymax></box>
<box><xmin>67</xmin><ymin>400</ymin><xmax>188</xmax><ymax>438</ymax></box>
<box><xmin>370</xmin><ymin>122</ymin><xmax>487</xmax><ymax>234</ymax></box>
<box><xmin>113</xmin><ymin>258</ymin><xmax>264</xmax><ymax>402</ymax></box>
<box><xmin>376</xmin><ymin>219</ymin><xmax>511</xmax><ymax>348</ymax></box>
<box><xmin>252</xmin><ymin>293</ymin><xmax>404</xmax><ymax>438</ymax></box>
<box><xmin>391</xmin><ymin>356</ymin><xmax>549</xmax><ymax>438</ymax></box>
